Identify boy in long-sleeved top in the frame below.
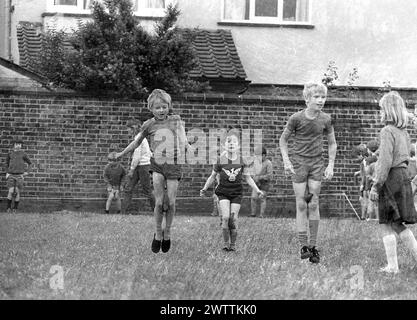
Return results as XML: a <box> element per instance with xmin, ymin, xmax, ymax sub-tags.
<box><xmin>104</xmin><ymin>152</ymin><xmax>126</xmax><ymax>214</ymax></box>
<box><xmin>5</xmin><ymin>139</ymin><xmax>32</xmax><ymax>213</ymax></box>
<box><xmin>123</xmin><ymin>118</ymin><xmax>154</xmax><ymax>214</ymax></box>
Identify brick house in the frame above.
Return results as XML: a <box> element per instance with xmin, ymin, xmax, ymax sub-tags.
<box><xmin>1</xmin><ymin>0</ymin><xmax>417</xmax><ymax>88</ymax></box>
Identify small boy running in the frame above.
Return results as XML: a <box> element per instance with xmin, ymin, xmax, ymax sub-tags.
<box><xmin>200</xmin><ymin>130</ymin><xmax>264</xmax><ymax>251</ymax></box>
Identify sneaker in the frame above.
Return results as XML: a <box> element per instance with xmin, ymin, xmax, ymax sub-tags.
<box><xmin>104</xmin><ymin>210</ymin><xmax>109</xmax><ymax>214</ymax></box>
<box><xmin>309</xmin><ymin>246</ymin><xmax>320</xmax><ymax>264</ymax></box>
<box><xmin>229</xmin><ymin>244</ymin><xmax>236</xmax><ymax>252</ymax></box>
<box><xmin>117</xmin><ymin>210</ymin><xmax>121</xmax><ymax>214</ymax></box>
<box><xmin>151</xmin><ymin>234</ymin><xmax>161</xmax><ymax>253</ymax></box>
<box><xmin>300</xmin><ymin>246</ymin><xmax>312</xmax><ymax>259</ymax></box>
<box><xmin>161</xmin><ymin>232</ymin><xmax>171</xmax><ymax>253</ymax></box>
<box><xmin>222</xmin><ymin>244</ymin><xmax>230</xmax><ymax>251</ymax></box>
<box><xmin>379</xmin><ymin>266</ymin><xmax>399</xmax><ymax>274</ymax></box>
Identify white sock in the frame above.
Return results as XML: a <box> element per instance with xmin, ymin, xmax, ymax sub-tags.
<box><xmin>399</xmin><ymin>228</ymin><xmax>417</xmax><ymax>262</ymax></box>
<box><xmin>382</xmin><ymin>234</ymin><xmax>398</xmax><ymax>271</ymax></box>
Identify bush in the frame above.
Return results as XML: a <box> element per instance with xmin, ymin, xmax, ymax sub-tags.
<box><xmin>34</xmin><ymin>0</ymin><xmax>208</xmax><ymax>96</ymax></box>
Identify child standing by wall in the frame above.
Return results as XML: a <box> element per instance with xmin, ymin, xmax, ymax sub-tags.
<box><xmin>115</xmin><ymin>89</ymin><xmax>193</xmax><ymax>254</ymax></box>
<box><xmin>279</xmin><ymin>82</ymin><xmax>337</xmax><ymax>264</ymax></box>
<box><xmin>200</xmin><ymin>130</ymin><xmax>264</xmax><ymax>251</ymax></box>
<box><xmin>369</xmin><ymin>91</ymin><xmax>417</xmax><ymax>274</ymax></box>
<box><xmin>353</xmin><ymin>144</ymin><xmax>368</xmax><ymax>220</ymax></box>
<box><xmin>250</xmin><ymin>146</ymin><xmax>273</xmax><ymax>218</ymax></box>
<box><xmin>5</xmin><ymin>139</ymin><xmax>32</xmax><ymax>213</ymax></box>
<box><xmin>104</xmin><ymin>152</ymin><xmax>126</xmax><ymax>214</ymax></box>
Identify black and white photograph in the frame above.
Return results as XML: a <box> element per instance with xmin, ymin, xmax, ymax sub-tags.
<box><xmin>1</xmin><ymin>0</ymin><xmax>417</xmax><ymax>307</ymax></box>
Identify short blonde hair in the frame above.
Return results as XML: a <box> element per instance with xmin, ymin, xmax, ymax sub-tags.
<box><xmin>303</xmin><ymin>82</ymin><xmax>328</xmax><ymax>101</ymax></box>
<box><xmin>379</xmin><ymin>91</ymin><xmax>408</xmax><ymax>129</ymax></box>
<box><xmin>147</xmin><ymin>89</ymin><xmax>172</xmax><ymax>111</ymax></box>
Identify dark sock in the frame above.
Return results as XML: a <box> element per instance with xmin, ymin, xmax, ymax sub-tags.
<box><xmin>7</xmin><ymin>199</ymin><xmax>12</xmax><ymax>209</ymax></box>
<box><xmin>14</xmin><ymin>201</ymin><xmax>19</xmax><ymax>209</ymax></box>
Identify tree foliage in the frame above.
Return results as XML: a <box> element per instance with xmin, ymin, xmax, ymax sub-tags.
<box><xmin>34</xmin><ymin>0</ymin><xmax>208</xmax><ymax>96</ymax></box>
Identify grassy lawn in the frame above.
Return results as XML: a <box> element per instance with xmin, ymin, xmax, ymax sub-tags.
<box><xmin>1</xmin><ymin>211</ymin><xmax>417</xmax><ymax>300</ymax></box>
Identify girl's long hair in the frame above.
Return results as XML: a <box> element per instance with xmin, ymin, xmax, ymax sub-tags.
<box><xmin>379</xmin><ymin>91</ymin><xmax>408</xmax><ymax>129</ymax></box>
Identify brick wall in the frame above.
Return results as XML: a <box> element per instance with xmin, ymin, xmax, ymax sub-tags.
<box><xmin>1</xmin><ymin>89</ymin><xmax>416</xmax><ymax>216</ymax></box>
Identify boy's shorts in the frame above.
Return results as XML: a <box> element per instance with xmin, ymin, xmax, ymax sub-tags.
<box><xmin>291</xmin><ymin>155</ymin><xmax>325</xmax><ymax>183</ymax></box>
<box><xmin>215</xmin><ymin>189</ymin><xmax>242</xmax><ymax>204</ymax></box>
<box><xmin>7</xmin><ymin>174</ymin><xmax>24</xmax><ymax>190</ymax></box>
<box><xmin>150</xmin><ymin>158</ymin><xmax>182</xmax><ymax>180</ymax></box>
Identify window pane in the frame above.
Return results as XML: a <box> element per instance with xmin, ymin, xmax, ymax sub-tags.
<box><xmin>224</xmin><ymin>0</ymin><xmax>249</xmax><ymax>20</ymax></box>
<box><xmin>284</xmin><ymin>0</ymin><xmax>309</xmax><ymax>21</ymax></box>
<box><xmin>255</xmin><ymin>0</ymin><xmax>277</xmax><ymax>17</ymax></box>
<box><xmin>137</xmin><ymin>0</ymin><xmax>165</xmax><ymax>8</ymax></box>
<box><xmin>54</xmin><ymin>0</ymin><xmax>77</xmax><ymax>5</ymax></box>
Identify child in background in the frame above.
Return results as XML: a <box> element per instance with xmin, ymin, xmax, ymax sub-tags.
<box><xmin>369</xmin><ymin>91</ymin><xmax>417</xmax><ymax>274</ymax></box>
<box><xmin>5</xmin><ymin>139</ymin><xmax>32</xmax><ymax>213</ymax></box>
<box><xmin>200</xmin><ymin>130</ymin><xmax>264</xmax><ymax>252</ymax></box>
<box><xmin>365</xmin><ymin>155</ymin><xmax>379</xmax><ymax>220</ymax></box>
<box><xmin>104</xmin><ymin>152</ymin><xmax>126</xmax><ymax>214</ymax></box>
<box><xmin>279</xmin><ymin>82</ymin><xmax>337</xmax><ymax>264</ymax></box>
<box><xmin>250</xmin><ymin>146</ymin><xmax>273</xmax><ymax>218</ymax></box>
<box><xmin>353</xmin><ymin>144</ymin><xmax>368</xmax><ymax>220</ymax></box>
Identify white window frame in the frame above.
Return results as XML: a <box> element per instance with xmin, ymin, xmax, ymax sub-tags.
<box><xmin>133</xmin><ymin>0</ymin><xmax>176</xmax><ymax>18</ymax></box>
<box><xmin>221</xmin><ymin>0</ymin><xmax>312</xmax><ymax>25</ymax></box>
<box><xmin>46</xmin><ymin>0</ymin><xmax>92</xmax><ymax>14</ymax></box>
<box><xmin>46</xmin><ymin>0</ymin><xmax>175</xmax><ymax>17</ymax></box>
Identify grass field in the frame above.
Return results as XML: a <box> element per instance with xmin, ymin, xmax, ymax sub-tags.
<box><xmin>1</xmin><ymin>211</ymin><xmax>417</xmax><ymax>300</ymax></box>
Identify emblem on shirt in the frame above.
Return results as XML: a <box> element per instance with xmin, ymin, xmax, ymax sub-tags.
<box><xmin>222</xmin><ymin>167</ymin><xmax>242</xmax><ymax>182</ymax></box>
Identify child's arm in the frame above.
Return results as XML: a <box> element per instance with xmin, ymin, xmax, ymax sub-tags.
<box><xmin>245</xmin><ymin>174</ymin><xmax>263</xmax><ymax>196</ymax></box>
<box><xmin>23</xmin><ymin>153</ymin><xmax>32</xmax><ymax>175</ymax></box>
<box><xmin>200</xmin><ymin>170</ymin><xmax>218</xmax><ymax>196</ymax></box>
<box><xmin>324</xmin><ymin>129</ymin><xmax>337</xmax><ymax>180</ymax></box>
<box><xmin>279</xmin><ymin>128</ymin><xmax>295</xmax><ymax>175</ymax></box>
<box><xmin>116</xmin><ymin>131</ymin><xmax>146</xmax><ymax>159</ymax></box>
<box><xmin>258</xmin><ymin>161</ymin><xmax>273</xmax><ymax>182</ymax></box>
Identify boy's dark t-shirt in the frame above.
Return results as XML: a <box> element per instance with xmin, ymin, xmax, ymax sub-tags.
<box><xmin>6</xmin><ymin>150</ymin><xmax>32</xmax><ymax>174</ymax></box>
<box><xmin>213</xmin><ymin>154</ymin><xmax>250</xmax><ymax>197</ymax></box>
<box><xmin>104</xmin><ymin>162</ymin><xmax>126</xmax><ymax>186</ymax></box>
<box><xmin>285</xmin><ymin>110</ymin><xmax>333</xmax><ymax>158</ymax></box>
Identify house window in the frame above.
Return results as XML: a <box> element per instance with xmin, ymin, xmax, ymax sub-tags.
<box><xmin>47</xmin><ymin>0</ymin><xmax>91</xmax><ymax>13</ymax></box>
<box><xmin>133</xmin><ymin>0</ymin><xmax>174</xmax><ymax>17</ymax></box>
<box><xmin>222</xmin><ymin>0</ymin><xmax>310</xmax><ymax>24</ymax></box>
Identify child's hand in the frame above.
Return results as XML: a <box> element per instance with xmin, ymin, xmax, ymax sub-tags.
<box><xmin>200</xmin><ymin>189</ymin><xmax>207</xmax><ymax>197</ymax></box>
<box><xmin>369</xmin><ymin>188</ymin><xmax>379</xmax><ymax>202</ymax></box>
<box><xmin>115</xmin><ymin>152</ymin><xmax>122</xmax><ymax>159</ymax></box>
<box><xmin>23</xmin><ymin>172</ymin><xmax>28</xmax><ymax>177</ymax></box>
<box><xmin>283</xmin><ymin>161</ymin><xmax>295</xmax><ymax>176</ymax></box>
<box><xmin>5</xmin><ymin>173</ymin><xmax>9</xmax><ymax>179</ymax></box>
<box><xmin>120</xmin><ymin>185</ymin><xmax>124</xmax><ymax>192</ymax></box>
<box><xmin>258</xmin><ymin>190</ymin><xmax>265</xmax><ymax>199</ymax></box>
<box><xmin>127</xmin><ymin>169</ymin><xmax>134</xmax><ymax>178</ymax></box>
<box><xmin>324</xmin><ymin>165</ymin><xmax>334</xmax><ymax>181</ymax></box>
<box><xmin>107</xmin><ymin>185</ymin><xmax>112</xmax><ymax>193</ymax></box>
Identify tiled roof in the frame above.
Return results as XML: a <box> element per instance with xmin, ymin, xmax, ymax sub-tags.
<box><xmin>182</xmin><ymin>29</ymin><xmax>247</xmax><ymax>80</ymax></box>
<box><xmin>16</xmin><ymin>21</ymin><xmax>43</xmax><ymax>73</ymax></box>
<box><xmin>16</xmin><ymin>22</ymin><xmax>247</xmax><ymax>82</ymax></box>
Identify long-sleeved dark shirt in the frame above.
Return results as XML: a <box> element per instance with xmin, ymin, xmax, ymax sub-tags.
<box><xmin>104</xmin><ymin>162</ymin><xmax>126</xmax><ymax>187</ymax></box>
<box><xmin>6</xmin><ymin>150</ymin><xmax>32</xmax><ymax>174</ymax></box>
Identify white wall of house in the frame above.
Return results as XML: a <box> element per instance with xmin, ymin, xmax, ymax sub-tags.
<box><xmin>2</xmin><ymin>0</ymin><xmax>417</xmax><ymax>87</ymax></box>
<box><xmin>177</xmin><ymin>0</ymin><xmax>417</xmax><ymax>88</ymax></box>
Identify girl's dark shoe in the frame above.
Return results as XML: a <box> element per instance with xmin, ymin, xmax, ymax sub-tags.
<box><xmin>309</xmin><ymin>246</ymin><xmax>320</xmax><ymax>263</ymax></box>
<box><xmin>300</xmin><ymin>246</ymin><xmax>312</xmax><ymax>259</ymax></box>
<box><xmin>151</xmin><ymin>234</ymin><xmax>161</xmax><ymax>253</ymax></box>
